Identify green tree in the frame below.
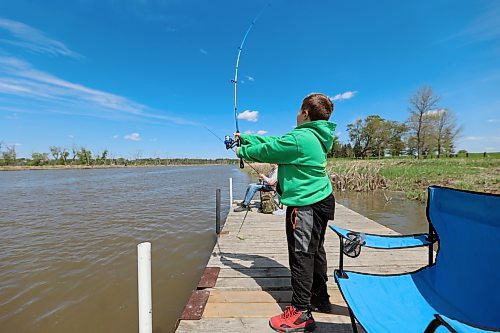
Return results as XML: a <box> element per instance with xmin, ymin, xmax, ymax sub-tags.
<box><xmin>77</xmin><ymin>147</ymin><xmax>92</xmax><ymax>165</ymax></box>
<box><xmin>61</xmin><ymin>149</ymin><xmax>70</xmax><ymax>165</ymax></box>
<box><xmin>386</xmin><ymin>121</ymin><xmax>408</xmax><ymax>156</ymax></box>
<box><xmin>31</xmin><ymin>152</ymin><xmax>49</xmax><ymax>166</ymax></box>
<box><xmin>347</xmin><ymin>115</ymin><xmax>389</xmax><ymax>158</ymax></box>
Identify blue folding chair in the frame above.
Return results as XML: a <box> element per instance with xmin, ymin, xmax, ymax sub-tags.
<box><xmin>330</xmin><ymin>186</ymin><xmax>500</xmax><ymax>333</ymax></box>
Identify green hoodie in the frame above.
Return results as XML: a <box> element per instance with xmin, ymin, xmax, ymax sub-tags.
<box><xmin>238</xmin><ymin>120</ymin><xmax>336</xmax><ymax>206</ymax></box>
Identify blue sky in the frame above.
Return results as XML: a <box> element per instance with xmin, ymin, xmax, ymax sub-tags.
<box><xmin>0</xmin><ymin>0</ymin><xmax>499</xmax><ymax>159</ymax></box>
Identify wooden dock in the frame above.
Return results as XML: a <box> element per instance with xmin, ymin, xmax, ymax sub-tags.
<box><xmin>176</xmin><ymin>200</ymin><xmax>428</xmax><ymax>332</ymax></box>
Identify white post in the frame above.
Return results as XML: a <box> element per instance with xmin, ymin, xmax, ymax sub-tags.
<box><xmin>229</xmin><ymin>177</ymin><xmax>233</xmax><ymax>206</ymax></box>
<box><xmin>138</xmin><ymin>242</ymin><xmax>152</xmax><ymax>333</ymax></box>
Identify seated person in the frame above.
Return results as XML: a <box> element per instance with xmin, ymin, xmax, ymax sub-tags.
<box><xmin>234</xmin><ymin>164</ymin><xmax>278</xmax><ymax>212</ymax></box>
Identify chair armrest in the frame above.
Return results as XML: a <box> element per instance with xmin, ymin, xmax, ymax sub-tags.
<box><xmin>424</xmin><ymin>314</ymin><xmax>499</xmax><ymax>333</ymax></box>
<box><xmin>329</xmin><ymin>225</ymin><xmax>434</xmax><ymax>249</ymax></box>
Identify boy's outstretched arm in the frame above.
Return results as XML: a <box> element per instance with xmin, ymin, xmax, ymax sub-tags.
<box><xmin>238</xmin><ymin>133</ymin><xmax>280</xmax><ymax>146</ymax></box>
<box><xmin>237</xmin><ymin>134</ymin><xmax>300</xmax><ymax>164</ymax></box>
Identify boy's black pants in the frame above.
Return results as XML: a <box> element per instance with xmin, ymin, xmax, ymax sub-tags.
<box><xmin>285</xmin><ymin>193</ymin><xmax>335</xmax><ymax>309</ymax></box>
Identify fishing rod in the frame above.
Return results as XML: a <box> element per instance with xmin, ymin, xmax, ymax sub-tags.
<box><xmin>224</xmin><ymin>6</ymin><xmax>268</xmax><ymax>169</ymax></box>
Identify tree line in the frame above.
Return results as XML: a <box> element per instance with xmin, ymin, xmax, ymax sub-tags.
<box><xmin>329</xmin><ymin>86</ymin><xmax>463</xmax><ymax>159</ymax></box>
<box><xmin>0</xmin><ymin>144</ymin><xmax>237</xmax><ymax>167</ymax></box>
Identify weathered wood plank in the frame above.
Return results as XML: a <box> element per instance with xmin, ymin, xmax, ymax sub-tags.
<box><xmin>176</xmin><ymin>317</ymin><xmax>363</xmax><ymax>333</ymax></box>
<box><xmin>207</xmin><ymin>290</ymin><xmax>344</xmax><ymax>304</ymax></box>
<box><xmin>203</xmin><ymin>302</ymin><xmax>350</xmax><ymax>318</ymax></box>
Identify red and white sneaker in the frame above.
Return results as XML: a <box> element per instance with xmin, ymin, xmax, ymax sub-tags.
<box><xmin>269</xmin><ymin>306</ymin><xmax>316</xmax><ymax>332</ymax></box>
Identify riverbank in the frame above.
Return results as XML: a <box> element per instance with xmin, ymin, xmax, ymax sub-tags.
<box><xmin>0</xmin><ymin>163</ymin><xmax>236</xmax><ymax>172</ymax></box>
<box><xmin>328</xmin><ymin>158</ymin><xmax>500</xmax><ymax>201</ymax></box>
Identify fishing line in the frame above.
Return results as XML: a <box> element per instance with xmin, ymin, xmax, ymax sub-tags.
<box><xmin>204</xmin><ymin>126</ymin><xmax>261</xmax><ymax>174</ymax></box>
<box><xmin>236</xmin><ymin>207</ymin><xmax>251</xmax><ymax>240</ymax></box>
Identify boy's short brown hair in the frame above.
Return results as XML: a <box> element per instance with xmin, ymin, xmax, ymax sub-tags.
<box><xmin>301</xmin><ymin>93</ymin><xmax>334</xmax><ymax>121</ymax></box>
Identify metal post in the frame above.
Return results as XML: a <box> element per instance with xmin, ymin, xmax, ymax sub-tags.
<box><xmin>229</xmin><ymin>177</ymin><xmax>233</xmax><ymax>206</ymax></box>
<box><xmin>216</xmin><ymin>189</ymin><xmax>221</xmax><ymax>235</ymax></box>
<box><xmin>137</xmin><ymin>242</ymin><xmax>152</xmax><ymax>333</ymax></box>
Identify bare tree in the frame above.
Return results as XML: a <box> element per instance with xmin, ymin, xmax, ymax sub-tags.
<box><xmin>2</xmin><ymin>145</ymin><xmax>17</xmax><ymax>165</ymax></box>
<box><xmin>433</xmin><ymin>109</ymin><xmax>463</xmax><ymax>157</ymax></box>
<box><xmin>407</xmin><ymin>86</ymin><xmax>440</xmax><ymax>158</ymax></box>
<box><xmin>49</xmin><ymin>146</ymin><xmax>62</xmax><ymax>161</ymax></box>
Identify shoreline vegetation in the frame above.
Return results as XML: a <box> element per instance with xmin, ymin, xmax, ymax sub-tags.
<box><xmin>3</xmin><ymin>153</ymin><xmax>498</xmax><ymax>202</ymax></box>
<box><xmin>244</xmin><ymin>154</ymin><xmax>500</xmax><ymax>202</ymax></box>
<box><xmin>0</xmin><ymin>158</ymin><xmax>238</xmax><ymax>171</ymax></box>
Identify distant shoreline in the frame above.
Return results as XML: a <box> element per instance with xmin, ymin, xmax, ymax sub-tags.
<box><xmin>0</xmin><ymin>163</ymin><xmax>235</xmax><ymax>172</ymax></box>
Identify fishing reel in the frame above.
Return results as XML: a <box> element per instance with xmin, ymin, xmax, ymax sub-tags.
<box><xmin>224</xmin><ymin>135</ymin><xmax>238</xmax><ymax>150</ymax></box>
<box><xmin>224</xmin><ymin>135</ymin><xmax>245</xmax><ymax>169</ymax></box>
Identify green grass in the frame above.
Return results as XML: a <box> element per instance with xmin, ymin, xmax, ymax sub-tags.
<box><xmin>327</xmin><ymin>158</ymin><xmax>500</xmax><ymax>201</ymax></box>
<box><xmin>456</xmin><ymin>152</ymin><xmax>500</xmax><ymax>159</ymax></box>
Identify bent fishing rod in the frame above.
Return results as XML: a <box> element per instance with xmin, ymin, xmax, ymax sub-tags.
<box><xmin>224</xmin><ymin>6</ymin><xmax>267</xmax><ymax>169</ymax></box>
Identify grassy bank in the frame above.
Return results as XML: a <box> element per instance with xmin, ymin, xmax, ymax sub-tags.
<box><xmin>328</xmin><ymin>158</ymin><xmax>500</xmax><ymax>201</ymax></box>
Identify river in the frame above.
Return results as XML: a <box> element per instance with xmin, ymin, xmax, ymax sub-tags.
<box><xmin>0</xmin><ymin>166</ymin><xmax>250</xmax><ymax>333</ymax></box>
<box><xmin>0</xmin><ymin>166</ymin><xmax>427</xmax><ymax>333</ymax></box>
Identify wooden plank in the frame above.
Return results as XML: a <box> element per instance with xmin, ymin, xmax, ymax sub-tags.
<box><xmin>207</xmin><ymin>289</ymin><xmax>343</xmax><ymax>304</ymax></box>
<box><xmin>176</xmin><ymin>317</ymin><xmax>363</xmax><ymax>333</ymax></box>
<box><xmin>216</xmin><ymin>266</ymin><xmax>423</xmax><ymax>279</ymax></box>
<box><xmin>179</xmin><ymin>290</ymin><xmax>210</xmax><ymax>320</ymax></box>
<box><xmin>197</xmin><ymin>267</ymin><xmax>220</xmax><ymax>289</ymax></box>
<box><xmin>203</xmin><ymin>302</ymin><xmax>350</xmax><ymax>318</ymax></box>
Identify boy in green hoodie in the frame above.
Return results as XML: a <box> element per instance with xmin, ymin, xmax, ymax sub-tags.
<box><xmin>236</xmin><ymin>93</ymin><xmax>336</xmax><ymax>332</ymax></box>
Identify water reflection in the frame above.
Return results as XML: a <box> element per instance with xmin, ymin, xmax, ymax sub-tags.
<box><xmin>335</xmin><ymin>190</ymin><xmax>428</xmax><ymax>234</ymax></box>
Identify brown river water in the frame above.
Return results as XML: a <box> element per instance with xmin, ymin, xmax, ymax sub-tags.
<box><xmin>0</xmin><ymin>166</ymin><xmax>250</xmax><ymax>333</ymax></box>
<box><xmin>0</xmin><ymin>166</ymin><xmax>427</xmax><ymax>333</ymax></box>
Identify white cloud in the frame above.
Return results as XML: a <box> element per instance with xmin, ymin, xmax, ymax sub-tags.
<box><xmin>124</xmin><ymin>133</ymin><xmax>141</xmax><ymax>141</ymax></box>
<box><xmin>246</xmin><ymin>75</ymin><xmax>255</xmax><ymax>82</ymax></box>
<box><xmin>487</xmin><ymin>119</ymin><xmax>498</xmax><ymax>123</ymax></box>
<box><xmin>237</xmin><ymin>110</ymin><xmax>259</xmax><ymax>122</ymax></box>
<box><xmin>112</xmin><ymin>135</ymin><xmax>119</xmax><ymax>139</ymax></box>
<box><xmin>0</xmin><ymin>17</ymin><xmax>81</xmax><ymax>58</ymax></box>
<box><xmin>244</xmin><ymin>130</ymin><xmax>254</xmax><ymax>134</ymax></box>
<box><xmin>424</xmin><ymin>109</ymin><xmax>447</xmax><ymax>117</ymax></box>
<box><xmin>200</xmin><ymin>49</ymin><xmax>207</xmax><ymax>55</ymax></box>
<box><xmin>464</xmin><ymin>136</ymin><xmax>484</xmax><ymax>141</ymax></box>
<box><xmin>446</xmin><ymin>4</ymin><xmax>500</xmax><ymax>44</ymax></box>
<box><xmin>331</xmin><ymin>91</ymin><xmax>357</xmax><ymax>101</ymax></box>
<box><xmin>464</xmin><ymin>135</ymin><xmax>500</xmax><ymax>142</ymax></box>
<box><xmin>68</xmin><ymin>135</ymin><xmax>74</xmax><ymax>139</ymax></box>
<box><xmin>0</xmin><ymin>56</ymin><xmax>199</xmax><ymax>126</ymax></box>
<box><xmin>256</xmin><ymin>130</ymin><xmax>267</xmax><ymax>135</ymax></box>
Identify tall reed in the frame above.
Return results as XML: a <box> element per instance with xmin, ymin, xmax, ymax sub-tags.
<box><xmin>329</xmin><ymin>162</ymin><xmax>387</xmax><ymax>192</ymax></box>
